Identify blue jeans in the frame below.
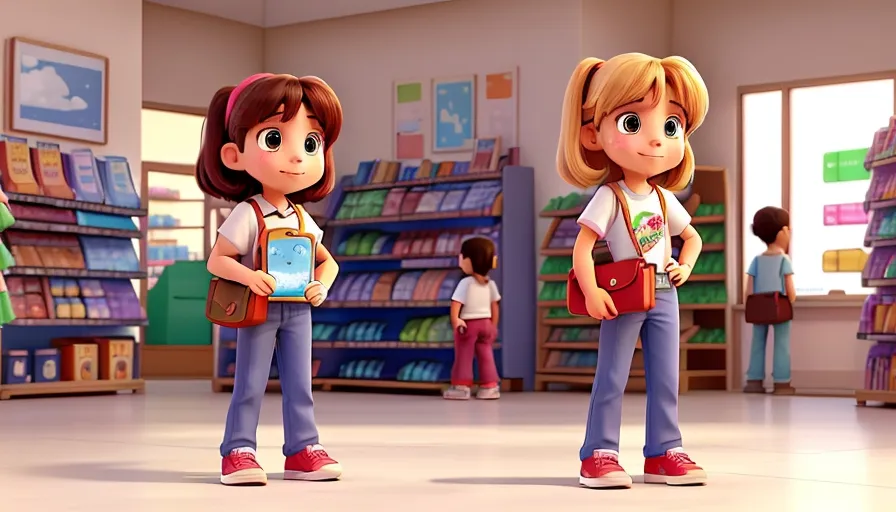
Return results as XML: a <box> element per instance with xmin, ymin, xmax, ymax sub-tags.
<box><xmin>220</xmin><ymin>302</ymin><xmax>319</xmax><ymax>457</ymax></box>
<box><xmin>580</xmin><ymin>289</ymin><xmax>682</xmax><ymax>460</ymax></box>
<box><xmin>746</xmin><ymin>321</ymin><xmax>791</xmax><ymax>382</ymax></box>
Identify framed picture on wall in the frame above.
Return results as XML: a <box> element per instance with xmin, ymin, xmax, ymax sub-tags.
<box><xmin>432</xmin><ymin>75</ymin><xmax>476</xmax><ymax>152</ymax></box>
<box><xmin>6</xmin><ymin>37</ymin><xmax>109</xmax><ymax>144</ymax></box>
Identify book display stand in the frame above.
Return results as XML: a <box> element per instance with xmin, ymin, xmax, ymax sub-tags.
<box><xmin>210</xmin><ymin>164</ymin><xmax>536</xmax><ymax>394</ymax></box>
<box><xmin>534</xmin><ymin>166</ymin><xmax>732</xmax><ymax>393</ymax></box>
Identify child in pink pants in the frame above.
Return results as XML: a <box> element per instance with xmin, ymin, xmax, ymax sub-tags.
<box><xmin>443</xmin><ymin>236</ymin><xmax>501</xmax><ymax>400</ymax></box>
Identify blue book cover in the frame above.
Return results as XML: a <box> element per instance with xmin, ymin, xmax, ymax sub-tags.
<box><xmin>359</xmin><ymin>273</ymin><xmax>380</xmax><ymax>301</ymax></box>
<box><xmin>345</xmin><ymin>273</ymin><xmax>370</xmax><ymax>302</ymax></box>
<box><xmin>331</xmin><ymin>274</ymin><xmax>360</xmax><ymax>301</ymax></box>
<box><xmin>438</xmin><ymin>188</ymin><xmax>468</xmax><ymax>211</ymax></box>
<box><xmin>96</xmin><ymin>156</ymin><xmax>140</xmax><ymax>208</ymax></box>
<box><xmin>437</xmin><ymin>271</ymin><xmax>463</xmax><ymax>301</ymax></box>
<box><xmin>76</xmin><ymin>211</ymin><xmax>138</xmax><ymax>231</ymax></box>
<box><xmin>354</xmin><ymin>160</ymin><xmax>377</xmax><ymax>185</ymax></box>
<box><xmin>453</xmin><ymin>161</ymin><xmax>471</xmax><ymax>175</ymax></box>
<box><xmin>391</xmin><ymin>271</ymin><xmax>422</xmax><ymax>301</ymax></box>
<box><xmin>65</xmin><ymin>149</ymin><xmax>105</xmax><ymax>203</ymax></box>
<box><xmin>460</xmin><ymin>182</ymin><xmax>493</xmax><ymax>210</ymax></box>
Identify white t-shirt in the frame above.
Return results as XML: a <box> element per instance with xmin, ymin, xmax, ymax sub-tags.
<box><xmin>577</xmin><ymin>183</ymin><xmax>691</xmax><ymax>270</ymax></box>
<box><xmin>217</xmin><ymin>194</ymin><xmax>324</xmax><ymax>268</ymax></box>
<box><xmin>451</xmin><ymin>276</ymin><xmax>501</xmax><ymax>320</ymax></box>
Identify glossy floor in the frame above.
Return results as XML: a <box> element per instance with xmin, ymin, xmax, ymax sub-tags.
<box><xmin>1</xmin><ymin>381</ymin><xmax>894</xmax><ymax>511</ymax></box>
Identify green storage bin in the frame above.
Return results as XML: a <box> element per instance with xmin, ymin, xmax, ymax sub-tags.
<box><xmin>146</xmin><ymin>261</ymin><xmax>213</xmax><ymax>345</ymax></box>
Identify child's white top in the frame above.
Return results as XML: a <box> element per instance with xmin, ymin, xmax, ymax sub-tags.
<box><xmin>217</xmin><ymin>194</ymin><xmax>324</xmax><ymax>268</ymax></box>
<box><xmin>577</xmin><ymin>183</ymin><xmax>690</xmax><ymax>270</ymax></box>
<box><xmin>452</xmin><ymin>276</ymin><xmax>501</xmax><ymax>320</ymax></box>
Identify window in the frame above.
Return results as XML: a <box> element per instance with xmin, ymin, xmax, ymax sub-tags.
<box><xmin>141</xmin><ymin>109</ymin><xmax>205</xmax><ymax>164</ymax></box>
<box><xmin>740</xmin><ymin>76</ymin><xmax>895</xmax><ymax>298</ymax></box>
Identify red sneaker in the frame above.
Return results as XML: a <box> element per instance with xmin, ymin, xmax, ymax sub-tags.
<box><xmin>220</xmin><ymin>449</ymin><xmax>267</xmax><ymax>486</ymax></box>
<box><xmin>579</xmin><ymin>450</ymin><xmax>632</xmax><ymax>488</ymax></box>
<box><xmin>644</xmin><ymin>448</ymin><xmax>707</xmax><ymax>485</ymax></box>
<box><xmin>284</xmin><ymin>444</ymin><xmax>343</xmax><ymax>481</ymax></box>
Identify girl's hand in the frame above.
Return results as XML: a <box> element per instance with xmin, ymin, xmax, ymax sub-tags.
<box><xmin>248</xmin><ymin>270</ymin><xmax>276</xmax><ymax>296</ymax></box>
<box><xmin>666</xmin><ymin>261</ymin><xmax>692</xmax><ymax>286</ymax></box>
<box><xmin>454</xmin><ymin>318</ymin><xmax>467</xmax><ymax>333</ymax></box>
<box><xmin>304</xmin><ymin>280</ymin><xmax>327</xmax><ymax>306</ymax></box>
<box><xmin>586</xmin><ymin>288</ymin><xmax>617</xmax><ymax>320</ymax></box>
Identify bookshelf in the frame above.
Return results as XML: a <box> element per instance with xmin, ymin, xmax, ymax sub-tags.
<box><xmin>534</xmin><ymin>166</ymin><xmax>731</xmax><ymax>393</ymax></box>
<box><xmin>855</xmin><ymin>131</ymin><xmax>896</xmax><ymax>406</ymax></box>
<box><xmin>209</xmin><ymin>164</ymin><xmax>536</xmax><ymax>394</ymax></box>
<box><xmin>0</xmin><ymin>192</ymin><xmax>147</xmax><ymax>399</ymax></box>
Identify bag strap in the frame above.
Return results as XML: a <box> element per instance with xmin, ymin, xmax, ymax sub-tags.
<box><xmin>288</xmin><ymin>200</ymin><xmax>307</xmax><ymax>233</ymax></box>
<box><xmin>606</xmin><ymin>182</ymin><xmax>643</xmax><ymax>257</ymax></box>
<box><xmin>779</xmin><ymin>255</ymin><xmax>787</xmax><ymax>294</ymax></box>
<box><xmin>247</xmin><ymin>198</ymin><xmax>266</xmax><ymax>270</ymax></box>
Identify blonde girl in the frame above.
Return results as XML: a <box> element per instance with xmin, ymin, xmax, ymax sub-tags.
<box><xmin>557</xmin><ymin>53</ymin><xmax>709</xmax><ymax>489</ymax></box>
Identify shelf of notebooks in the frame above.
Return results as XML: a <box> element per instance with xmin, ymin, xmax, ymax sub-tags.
<box><xmin>210</xmin><ymin>155</ymin><xmax>536</xmax><ymax>394</ymax></box>
<box><xmin>0</xmin><ymin>135</ymin><xmax>147</xmax><ymax>398</ymax></box>
<box><xmin>854</xmin><ymin>127</ymin><xmax>896</xmax><ymax>405</ymax></box>
<box><xmin>534</xmin><ymin>166</ymin><xmax>732</xmax><ymax>393</ymax></box>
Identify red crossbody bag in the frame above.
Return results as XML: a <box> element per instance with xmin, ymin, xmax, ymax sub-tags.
<box><xmin>567</xmin><ymin>182</ymin><xmax>666</xmax><ymax>316</ymax></box>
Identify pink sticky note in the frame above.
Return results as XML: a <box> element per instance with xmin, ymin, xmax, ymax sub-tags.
<box><xmin>823</xmin><ymin>203</ymin><xmax>869</xmax><ymax>226</ymax></box>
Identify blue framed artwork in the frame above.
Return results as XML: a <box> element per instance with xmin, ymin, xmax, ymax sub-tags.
<box><xmin>6</xmin><ymin>37</ymin><xmax>109</xmax><ymax>144</ymax></box>
<box><xmin>432</xmin><ymin>75</ymin><xmax>476</xmax><ymax>152</ymax></box>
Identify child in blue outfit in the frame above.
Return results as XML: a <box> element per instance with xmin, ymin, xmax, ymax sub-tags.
<box><xmin>744</xmin><ymin>206</ymin><xmax>796</xmax><ymax>395</ymax></box>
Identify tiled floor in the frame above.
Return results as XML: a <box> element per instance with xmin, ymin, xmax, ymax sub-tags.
<box><xmin>1</xmin><ymin>381</ymin><xmax>894</xmax><ymax>511</ymax></box>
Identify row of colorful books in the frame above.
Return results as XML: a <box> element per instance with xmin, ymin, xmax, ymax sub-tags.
<box><xmin>336</xmin><ymin>227</ymin><xmax>498</xmax><ymax>258</ymax></box>
<box><xmin>352</xmin><ymin>147</ymin><xmax>519</xmax><ymax>187</ymax></box>
<box><xmin>0</xmin><ymin>135</ymin><xmax>140</xmax><ymax>209</ymax></box>
<box><xmin>337</xmin><ymin>181</ymin><xmax>501</xmax><ymax>220</ymax></box>
<box><xmin>865</xmin><ymin>343</ymin><xmax>896</xmax><ymax>391</ymax></box>
<box><xmin>330</xmin><ymin>270</ymin><xmax>462</xmax><ymax>303</ymax></box>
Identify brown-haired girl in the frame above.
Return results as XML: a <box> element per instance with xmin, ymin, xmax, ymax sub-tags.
<box><xmin>198</xmin><ymin>73</ymin><xmax>343</xmax><ymax>486</ymax></box>
<box><xmin>444</xmin><ymin>236</ymin><xmax>501</xmax><ymax>400</ymax></box>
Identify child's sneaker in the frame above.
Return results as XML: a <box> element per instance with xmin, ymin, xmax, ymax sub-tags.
<box><xmin>579</xmin><ymin>450</ymin><xmax>632</xmax><ymax>489</ymax></box>
<box><xmin>476</xmin><ymin>386</ymin><xmax>500</xmax><ymax>400</ymax></box>
<box><xmin>221</xmin><ymin>448</ymin><xmax>267</xmax><ymax>486</ymax></box>
<box><xmin>644</xmin><ymin>448</ymin><xmax>707</xmax><ymax>486</ymax></box>
<box><xmin>443</xmin><ymin>385</ymin><xmax>471</xmax><ymax>400</ymax></box>
<box><xmin>773</xmin><ymin>382</ymin><xmax>796</xmax><ymax>395</ymax></box>
<box><xmin>284</xmin><ymin>444</ymin><xmax>342</xmax><ymax>481</ymax></box>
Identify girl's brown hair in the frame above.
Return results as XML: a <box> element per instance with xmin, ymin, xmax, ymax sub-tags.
<box><xmin>460</xmin><ymin>237</ymin><xmax>496</xmax><ymax>276</ymax></box>
<box><xmin>751</xmin><ymin>206</ymin><xmax>790</xmax><ymax>245</ymax></box>
<box><xmin>196</xmin><ymin>74</ymin><xmax>343</xmax><ymax>204</ymax></box>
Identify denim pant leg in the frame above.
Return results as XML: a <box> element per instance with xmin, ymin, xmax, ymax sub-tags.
<box><xmin>772</xmin><ymin>321</ymin><xmax>792</xmax><ymax>383</ymax></box>
<box><xmin>220</xmin><ymin>304</ymin><xmax>280</xmax><ymax>456</ymax></box>
<box><xmin>579</xmin><ymin>309</ymin><xmax>643</xmax><ymax>459</ymax></box>
<box><xmin>746</xmin><ymin>324</ymin><xmax>769</xmax><ymax>381</ymax></box>
<box><xmin>276</xmin><ymin>303</ymin><xmax>319</xmax><ymax>456</ymax></box>
<box><xmin>641</xmin><ymin>290</ymin><xmax>683</xmax><ymax>458</ymax></box>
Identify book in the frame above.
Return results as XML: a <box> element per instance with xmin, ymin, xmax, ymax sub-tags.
<box><xmin>391</xmin><ymin>233</ymin><xmax>413</xmax><ymax>256</ymax></box>
<box><xmin>370</xmin><ymin>161</ymin><xmax>389</xmax><ymax>183</ymax></box>
<box><xmin>415</xmin><ymin>190</ymin><xmax>447</xmax><ymax>213</ymax></box>
<box><xmin>354</xmin><ymin>160</ymin><xmax>377</xmax><ymax>185</ymax></box>
<box><xmin>344</xmin><ymin>273</ymin><xmax>370</xmax><ymax>302</ymax></box>
<box><xmin>460</xmin><ymin>182</ymin><xmax>500</xmax><ymax>210</ymax></box>
<box><xmin>359</xmin><ymin>273</ymin><xmax>380</xmax><ymax>301</ymax></box>
<box><xmin>96</xmin><ymin>156</ymin><xmax>140</xmax><ymax>208</ymax></box>
<box><xmin>399</xmin><ymin>187</ymin><xmax>426</xmax><ymax>214</ymax></box>
<box><xmin>437</xmin><ymin>161</ymin><xmax>455</xmax><ymax>177</ymax></box>
<box><xmin>391</xmin><ymin>271</ymin><xmax>423</xmax><ymax>301</ymax></box>
<box><xmin>0</xmin><ymin>135</ymin><xmax>41</xmax><ymax>194</ymax></box>
<box><xmin>419</xmin><ymin>232</ymin><xmax>438</xmax><ymax>254</ymax></box>
<box><xmin>371</xmin><ymin>272</ymin><xmax>399</xmax><ymax>301</ymax></box>
<box><xmin>470</xmin><ymin>137</ymin><xmax>501</xmax><ymax>172</ymax></box>
<box><xmin>64</xmin><ymin>149</ymin><xmax>104</xmax><ymax>203</ymax></box>
<box><xmin>381</xmin><ymin>188</ymin><xmax>407</xmax><ymax>216</ymax></box>
<box><xmin>438</xmin><ymin>187</ymin><xmax>468</xmax><ymax>211</ymax></box>
<box><xmin>415</xmin><ymin>160</ymin><xmax>433</xmax><ymax>180</ymax></box>
<box><xmin>31</xmin><ymin>142</ymin><xmax>74</xmax><ymax>199</ymax></box>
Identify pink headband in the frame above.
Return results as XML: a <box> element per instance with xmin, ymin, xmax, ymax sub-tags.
<box><xmin>225</xmin><ymin>73</ymin><xmax>274</xmax><ymax>125</ymax></box>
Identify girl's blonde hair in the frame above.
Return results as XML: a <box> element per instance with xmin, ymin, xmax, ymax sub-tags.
<box><xmin>556</xmin><ymin>53</ymin><xmax>708</xmax><ymax>191</ymax></box>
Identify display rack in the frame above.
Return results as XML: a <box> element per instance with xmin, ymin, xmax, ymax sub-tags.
<box><xmin>140</xmin><ymin>162</ymin><xmax>214</xmax><ymax>379</ymax></box>
<box><xmin>210</xmin><ymin>164</ymin><xmax>536</xmax><ymax>394</ymax></box>
<box><xmin>856</xmin><ymin>132</ymin><xmax>896</xmax><ymax>406</ymax></box>
<box><xmin>534</xmin><ymin>166</ymin><xmax>731</xmax><ymax>392</ymax></box>
<box><xmin>0</xmin><ymin>192</ymin><xmax>147</xmax><ymax>399</ymax></box>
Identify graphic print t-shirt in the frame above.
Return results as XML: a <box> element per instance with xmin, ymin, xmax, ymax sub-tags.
<box><xmin>577</xmin><ymin>183</ymin><xmax>691</xmax><ymax>270</ymax></box>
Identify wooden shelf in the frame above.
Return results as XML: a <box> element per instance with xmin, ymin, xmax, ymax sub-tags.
<box><xmin>539</xmin><ymin>207</ymin><xmax>584</xmax><ymax>218</ymax></box>
<box><xmin>864</xmin><ymin>197</ymin><xmax>896</xmax><ymax>211</ymax></box>
<box><xmin>538</xmin><ymin>274</ymin><xmax>568</xmax><ymax>282</ymax></box>
<box><xmin>344</xmin><ymin>171</ymin><xmax>502</xmax><ymax>192</ymax></box>
<box><xmin>213</xmin><ymin>376</ymin><xmax>519</xmax><ymax>394</ymax></box>
<box><xmin>4</xmin><ymin>267</ymin><xmax>147</xmax><ymax>279</ymax></box>
<box><xmin>540</xmin><ymin>248</ymin><xmax>573</xmax><ymax>257</ymax></box>
<box><xmin>328</xmin><ymin>210</ymin><xmax>498</xmax><ymax>226</ymax></box>
<box><xmin>869</xmin><ymin>155</ymin><xmax>896</xmax><ymax>169</ymax></box>
<box><xmin>0</xmin><ymin>379</ymin><xmax>144</xmax><ymax>400</ymax></box>
<box><xmin>8</xmin><ymin>318</ymin><xmax>148</xmax><ymax>327</ymax></box>
<box><xmin>148</xmin><ymin>226</ymin><xmax>203</xmax><ymax>231</ymax></box>
<box><xmin>702</xmin><ymin>243</ymin><xmax>725</xmax><ymax>252</ymax></box>
<box><xmin>862</xmin><ymin>278</ymin><xmax>896</xmax><ymax>288</ymax></box>
<box><xmin>541</xmin><ymin>317</ymin><xmax>599</xmax><ymax>326</ymax></box>
<box><xmin>12</xmin><ymin>220</ymin><xmax>142</xmax><ymax>239</ymax></box>
<box><xmin>679</xmin><ymin>303</ymin><xmax>726</xmax><ymax>311</ymax></box>
<box><xmin>537</xmin><ymin>300</ymin><xmax>567</xmax><ymax>307</ymax></box>
<box><xmin>857</xmin><ymin>332</ymin><xmax>896</xmax><ymax>343</ymax></box>
<box><xmin>7</xmin><ymin>192</ymin><xmax>147</xmax><ymax>217</ymax></box>
<box><xmin>148</xmin><ymin>198</ymin><xmax>204</xmax><ymax>203</ymax></box>
<box><xmin>690</xmin><ymin>215</ymin><xmax>725</xmax><ymax>225</ymax></box>
<box><xmin>865</xmin><ymin>236</ymin><xmax>896</xmax><ymax>248</ymax></box>
<box><xmin>687</xmin><ymin>274</ymin><xmax>725</xmax><ymax>282</ymax></box>
<box><xmin>319</xmin><ymin>300</ymin><xmax>450</xmax><ymax>309</ymax></box>
<box><xmin>855</xmin><ymin>389</ymin><xmax>896</xmax><ymax>406</ymax></box>
<box><xmin>681</xmin><ymin>343</ymin><xmax>728</xmax><ymax>350</ymax></box>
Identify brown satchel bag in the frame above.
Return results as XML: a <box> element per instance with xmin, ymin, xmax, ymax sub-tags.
<box><xmin>744</xmin><ymin>257</ymin><xmax>793</xmax><ymax>325</ymax></box>
<box><xmin>567</xmin><ymin>182</ymin><xmax>666</xmax><ymax>316</ymax></box>
<box><xmin>205</xmin><ymin>199</ymin><xmax>269</xmax><ymax>328</ymax></box>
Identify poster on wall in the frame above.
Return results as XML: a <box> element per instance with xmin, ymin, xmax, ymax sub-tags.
<box><xmin>432</xmin><ymin>75</ymin><xmax>476</xmax><ymax>152</ymax></box>
<box><xmin>477</xmin><ymin>68</ymin><xmax>518</xmax><ymax>148</ymax></box>
<box><xmin>6</xmin><ymin>37</ymin><xmax>109</xmax><ymax>144</ymax></box>
<box><xmin>393</xmin><ymin>80</ymin><xmax>426</xmax><ymax>160</ymax></box>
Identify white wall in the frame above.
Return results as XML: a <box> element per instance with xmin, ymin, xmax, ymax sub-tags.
<box><xmin>143</xmin><ymin>1</ymin><xmax>264</xmax><ymax>110</ymax></box>
<box><xmin>0</xmin><ymin>0</ymin><xmax>143</xmax><ymax>186</ymax></box>
<box><xmin>582</xmin><ymin>0</ymin><xmax>672</xmax><ymax>59</ymax></box>
<box><xmin>672</xmin><ymin>0</ymin><xmax>896</xmax><ymax>391</ymax></box>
